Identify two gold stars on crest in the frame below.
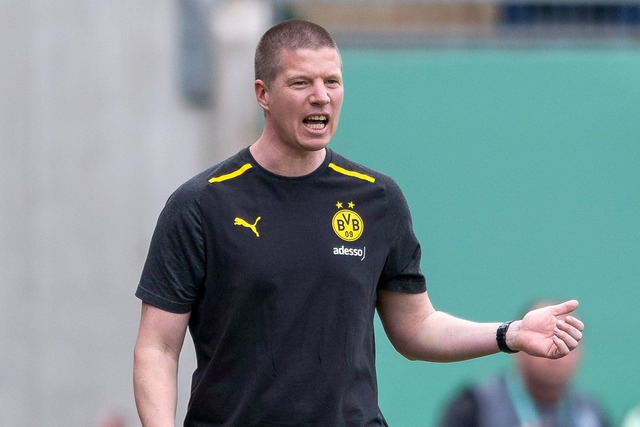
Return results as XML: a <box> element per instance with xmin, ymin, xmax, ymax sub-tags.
<box><xmin>336</xmin><ymin>201</ymin><xmax>355</xmax><ymax>209</ymax></box>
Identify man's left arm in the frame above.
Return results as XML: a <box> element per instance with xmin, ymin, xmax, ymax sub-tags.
<box><xmin>376</xmin><ymin>290</ymin><xmax>584</xmax><ymax>362</ymax></box>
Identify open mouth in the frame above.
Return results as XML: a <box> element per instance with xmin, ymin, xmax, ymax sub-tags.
<box><xmin>303</xmin><ymin>115</ymin><xmax>328</xmax><ymax>130</ymax></box>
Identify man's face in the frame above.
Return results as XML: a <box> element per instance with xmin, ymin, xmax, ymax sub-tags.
<box><xmin>517</xmin><ymin>336</ymin><xmax>581</xmax><ymax>391</ymax></box>
<box><xmin>257</xmin><ymin>47</ymin><xmax>344</xmax><ymax>155</ymax></box>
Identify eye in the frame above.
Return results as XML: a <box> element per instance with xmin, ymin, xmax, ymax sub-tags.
<box><xmin>326</xmin><ymin>79</ymin><xmax>341</xmax><ymax>88</ymax></box>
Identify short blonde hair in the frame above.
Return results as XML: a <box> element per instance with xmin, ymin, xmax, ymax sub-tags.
<box><xmin>254</xmin><ymin>19</ymin><xmax>341</xmax><ymax>87</ymax></box>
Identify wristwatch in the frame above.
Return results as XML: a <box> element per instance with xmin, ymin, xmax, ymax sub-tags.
<box><xmin>496</xmin><ymin>321</ymin><xmax>519</xmax><ymax>353</ymax></box>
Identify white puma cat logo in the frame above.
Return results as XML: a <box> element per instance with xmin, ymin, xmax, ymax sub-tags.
<box><xmin>234</xmin><ymin>216</ymin><xmax>261</xmax><ymax>237</ymax></box>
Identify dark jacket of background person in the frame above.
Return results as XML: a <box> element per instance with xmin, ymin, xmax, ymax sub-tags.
<box><xmin>439</xmin><ymin>373</ymin><xmax>609</xmax><ymax>427</ymax></box>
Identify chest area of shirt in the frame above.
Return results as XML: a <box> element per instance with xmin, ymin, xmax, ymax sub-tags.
<box><xmin>202</xmin><ymin>180</ymin><xmax>388</xmax><ymax>275</ymax></box>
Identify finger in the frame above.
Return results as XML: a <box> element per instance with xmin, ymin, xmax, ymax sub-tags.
<box><xmin>557</xmin><ymin>318</ymin><xmax>584</xmax><ymax>343</ymax></box>
<box><xmin>554</xmin><ymin>323</ymin><xmax>580</xmax><ymax>350</ymax></box>
<box><xmin>552</xmin><ymin>299</ymin><xmax>579</xmax><ymax>316</ymax></box>
<box><xmin>552</xmin><ymin>335</ymin><xmax>571</xmax><ymax>358</ymax></box>
<box><xmin>564</xmin><ymin>315</ymin><xmax>585</xmax><ymax>332</ymax></box>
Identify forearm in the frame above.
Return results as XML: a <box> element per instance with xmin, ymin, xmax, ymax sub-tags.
<box><xmin>378</xmin><ymin>290</ymin><xmax>511</xmax><ymax>362</ymax></box>
<box><xmin>378</xmin><ymin>290</ymin><xmax>581</xmax><ymax>362</ymax></box>
<box><xmin>403</xmin><ymin>310</ymin><xmax>504</xmax><ymax>362</ymax></box>
<box><xmin>133</xmin><ymin>346</ymin><xmax>180</xmax><ymax>427</ymax></box>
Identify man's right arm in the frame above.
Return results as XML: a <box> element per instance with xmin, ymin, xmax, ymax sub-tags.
<box><xmin>134</xmin><ymin>302</ymin><xmax>190</xmax><ymax>427</ymax></box>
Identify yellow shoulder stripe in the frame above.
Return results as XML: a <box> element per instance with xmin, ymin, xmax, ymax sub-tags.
<box><xmin>208</xmin><ymin>163</ymin><xmax>253</xmax><ymax>183</ymax></box>
<box><xmin>328</xmin><ymin>163</ymin><xmax>375</xmax><ymax>183</ymax></box>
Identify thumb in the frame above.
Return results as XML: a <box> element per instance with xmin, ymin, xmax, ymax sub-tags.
<box><xmin>552</xmin><ymin>299</ymin><xmax>579</xmax><ymax>316</ymax></box>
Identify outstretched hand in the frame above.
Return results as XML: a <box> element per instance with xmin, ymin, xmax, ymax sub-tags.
<box><xmin>511</xmin><ymin>300</ymin><xmax>584</xmax><ymax>359</ymax></box>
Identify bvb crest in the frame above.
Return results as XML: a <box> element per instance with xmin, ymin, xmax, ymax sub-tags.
<box><xmin>332</xmin><ymin>201</ymin><xmax>364</xmax><ymax>242</ymax></box>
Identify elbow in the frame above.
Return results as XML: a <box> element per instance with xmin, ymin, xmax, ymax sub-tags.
<box><xmin>403</xmin><ymin>353</ymin><xmax>421</xmax><ymax>362</ymax></box>
<box><xmin>397</xmin><ymin>345</ymin><xmax>419</xmax><ymax>361</ymax></box>
<box><xmin>389</xmin><ymin>339</ymin><xmax>423</xmax><ymax>362</ymax></box>
<box><xmin>390</xmin><ymin>339</ymin><xmax>455</xmax><ymax>363</ymax></box>
<box><xmin>384</xmin><ymin>326</ymin><xmax>429</xmax><ymax>362</ymax></box>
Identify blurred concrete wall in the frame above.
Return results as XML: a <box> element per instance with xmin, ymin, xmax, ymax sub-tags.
<box><xmin>0</xmin><ymin>0</ymin><xmax>268</xmax><ymax>425</ymax></box>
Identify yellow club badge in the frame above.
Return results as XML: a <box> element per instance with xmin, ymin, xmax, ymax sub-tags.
<box><xmin>332</xmin><ymin>201</ymin><xmax>364</xmax><ymax>242</ymax></box>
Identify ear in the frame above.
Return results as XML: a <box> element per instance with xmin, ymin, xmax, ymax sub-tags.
<box><xmin>255</xmin><ymin>80</ymin><xmax>269</xmax><ymax>111</ymax></box>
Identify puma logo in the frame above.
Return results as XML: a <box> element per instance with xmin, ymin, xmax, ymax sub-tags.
<box><xmin>234</xmin><ymin>216</ymin><xmax>261</xmax><ymax>237</ymax></box>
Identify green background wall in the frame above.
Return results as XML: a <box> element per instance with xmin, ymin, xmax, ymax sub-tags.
<box><xmin>331</xmin><ymin>48</ymin><xmax>640</xmax><ymax>426</ymax></box>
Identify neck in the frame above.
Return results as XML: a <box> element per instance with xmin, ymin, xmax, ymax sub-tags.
<box><xmin>250</xmin><ymin>136</ymin><xmax>327</xmax><ymax>177</ymax></box>
<box><xmin>526</xmin><ymin>380</ymin><xmax>566</xmax><ymax>406</ymax></box>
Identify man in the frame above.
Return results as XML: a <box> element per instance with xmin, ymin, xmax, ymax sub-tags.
<box><xmin>439</xmin><ymin>300</ymin><xmax>608</xmax><ymax>427</ymax></box>
<box><xmin>133</xmin><ymin>19</ymin><xmax>584</xmax><ymax>426</ymax></box>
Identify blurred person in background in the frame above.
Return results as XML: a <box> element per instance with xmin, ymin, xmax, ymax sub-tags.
<box><xmin>439</xmin><ymin>299</ymin><xmax>609</xmax><ymax>427</ymax></box>
<box><xmin>622</xmin><ymin>404</ymin><xmax>640</xmax><ymax>427</ymax></box>
<box><xmin>133</xmin><ymin>20</ymin><xmax>585</xmax><ymax>426</ymax></box>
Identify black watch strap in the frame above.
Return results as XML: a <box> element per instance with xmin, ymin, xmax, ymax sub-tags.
<box><xmin>496</xmin><ymin>320</ymin><xmax>519</xmax><ymax>353</ymax></box>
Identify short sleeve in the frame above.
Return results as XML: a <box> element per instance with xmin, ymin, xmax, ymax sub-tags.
<box><xmin>135</xmin><ymin>182</ymin><xmax>205</xmax><ymax>313</ymax></box>
<box><xmin>378</xmin><ymin>178</ymin><xmax>426</xmax><ymax>294</ymax></box>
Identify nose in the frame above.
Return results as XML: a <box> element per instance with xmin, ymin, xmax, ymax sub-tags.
<box><xmin>310</xmin><ymin>82</ymin><xmax>330</xmax><ymax>105</ymax></box>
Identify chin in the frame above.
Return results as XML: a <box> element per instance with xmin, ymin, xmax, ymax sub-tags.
<box><xmin>300</xmin><ymin>139</ymin><xmax>331</xmax><ymax>152</ymax></box>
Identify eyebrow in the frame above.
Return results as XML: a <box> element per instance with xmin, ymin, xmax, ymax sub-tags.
<box><xmin>284</xmin><ymin>73</ymin><xmax>342</xmax><ymax>83</ymax></box>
